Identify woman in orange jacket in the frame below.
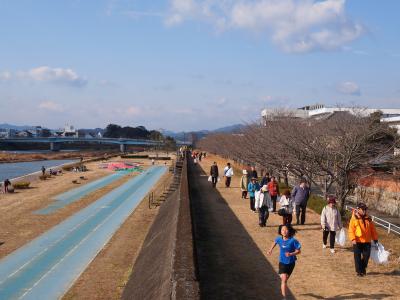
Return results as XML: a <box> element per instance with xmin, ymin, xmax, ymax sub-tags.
<box><xmin>348</xmin><ymin>202</ymin><xmax>378</xmax><ymax>277</ymax></box>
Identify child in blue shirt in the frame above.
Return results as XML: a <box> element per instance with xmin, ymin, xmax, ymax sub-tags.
<box><xmin>267</xmin><ymin>224</ymin><xmax>301</xmax><ymax>300</ymax></box>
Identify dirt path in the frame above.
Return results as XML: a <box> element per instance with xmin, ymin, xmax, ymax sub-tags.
<box><xmin>192</xmin><ymin>155</ymin><xmax>400</xmax><ymax>300</ymax></box>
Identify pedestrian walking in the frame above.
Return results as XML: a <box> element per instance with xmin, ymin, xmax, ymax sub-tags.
<box><xmin>267</xmin><ymin>224</ymin><xmax>301</xmax><ymax>300</ymax></box>
<box><xmin>210</xmin><ymin>162</ymin><xmax>219</xmax><ymax>188</ymax></box>
<box><xmin>3</xmin><ymin>179</ymin><xmax>11</xmax><ymax>193</ymax></box>
<box><xmin>256</xmin><ymin>185</ymin><xmax>271</xmax><ymax>226</ymax></box>
<box><xmin>267</xmin><ymin>176</ymin><xmax>280</xmax><ymax>212</ymax></box>
<box><xmin>279</xmin><ymin>190</ymin><xmax>294</xmax><ymax>225</ymax></box>
<box><xmin>348</xmin><ymin>202</ymin><xmax>378</xmax><ymax>276</ymax></box>
<box><xmin>223</xmin><ymin>162</ymin><xmax>234</xmax><ymax>187</ymax></box>
<box><xmin>240</xmin><ymin>170</ymin><xmax>249</xmax><ymax>199</ymax></box>
<box><xmin>260</xmin><ymin>172</ymin><xmax>271</xmax><ymax>186</ymax></box>
<box><xmin>250</xmin><ymin>166</ymin><xmax>258</xmax><ymax>180</ymax></box>
<box><xmin>291</xmin><ymin>179</ymin><xmax>310</xmax><ymax>225</ymax></box>
<box><xmin>321</xmin><ymin>196</ymin><xmax>342</xmax><ymax>254</ymax></box>
<box><xmin>41</xmin><ymin>166</ymin><xmax>46</xmax><ymax>176</ymax></box>
<box><xmin>247</xmin><ymin>177</ymin><xmax>260</xmax><ymax>212</ymax></box>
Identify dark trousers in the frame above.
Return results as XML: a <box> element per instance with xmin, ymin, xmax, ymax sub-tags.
<box><xmin>271</xmin><ymin>195</ymin><xmax>278</xmax><ymax>212</ymax></box>
<box><xmin>259</xmin><ymin>206</ymin><xmax>269</xmax><ymax>226</ymax></box>
<box><xmin>323</xmin><ymin>230</ymin><xmax>336</xmax><ymax>249</ymax></box>
<box><xmin>225</xmin><ymin>176</ymin><xmax>231</xmax><ymax>187</ymax></box>
<box><xmin>282</xmin><ymin>214</ymin><xmax>292</xmax><ymax>225</ymax></box>
<box><xmin>241</xmin><ymin>191</ymin><xmax>247</xmax><ymax>198</ymax></box>
<box><xmin>353</xmin><ymin>242</ymin><xmax>371</xmax><ymax>274</ymax></box>
<box><xmin>250</xmin><ymin>197</ymin><xmax>255</xmax><ymax>211</ymax></box>
<box><xmin>295</xmin><ymin>202</ymin><xmax>307</xmax><ymax>225</ymax></box>
<box><xmin>211</xmin><ymin>176</ymin><xmax>217</xmax><ymax>187</ymax></box>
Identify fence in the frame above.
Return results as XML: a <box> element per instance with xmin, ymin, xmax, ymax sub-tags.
<box><xmin>345</xmin><ymin>205</ymin><xmax>400</xmax><ymax>236</ymax></box>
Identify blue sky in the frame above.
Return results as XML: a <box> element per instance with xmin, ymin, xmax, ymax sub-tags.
<box><xmin>0</xmin><ymin>0</ymin><xmax>399</xmax><ymax>131</ymax></box>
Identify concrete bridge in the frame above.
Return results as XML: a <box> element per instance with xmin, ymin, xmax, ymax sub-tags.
<box><xmin>0</xmin><ymin>137</ymin><xmax>163</xmax><ymax>152</ymax></box>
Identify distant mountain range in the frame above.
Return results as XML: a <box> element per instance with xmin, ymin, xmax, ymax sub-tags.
<box><xmin>0</xmin><ymin>123</ymin><xmax>245</xmax><ymax>140</ymax></box>
<box><xmin>0</xmin><ymin>123</ymin><xmax>37</xmax><ymax>130</ymax></box>
<box><xmin>162</xmin><ymin>124</ymin><xmax>245</xmax><ymax>141</ymax></box>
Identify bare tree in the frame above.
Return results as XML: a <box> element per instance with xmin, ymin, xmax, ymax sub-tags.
<box><xmin>198</xmin><ymin>110</ymin><xmax>398</xmax><ymax>212</ymax></box>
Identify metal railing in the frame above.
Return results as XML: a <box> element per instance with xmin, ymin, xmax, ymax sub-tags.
<box><xmin>345</xmin><ymin>205</ymin><xmax>400</xmax><ymax>236</ymax></box>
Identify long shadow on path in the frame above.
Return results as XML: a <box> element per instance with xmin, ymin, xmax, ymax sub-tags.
<box><xmin>188</xmin><ymin>161</ymin><xmax>294</xmax><ymax>300</ymax></box>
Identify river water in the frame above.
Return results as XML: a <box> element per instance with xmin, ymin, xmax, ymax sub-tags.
<box><xmin>0</xmin><ymin>159</ymin><xmax>78</xmax><ymax>182</ymax></box>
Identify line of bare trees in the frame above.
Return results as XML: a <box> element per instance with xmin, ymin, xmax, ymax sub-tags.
<box><xmin>197</xmin><ymin>110</ymin><xmax>400</xmax><ymax>212</ymax></box>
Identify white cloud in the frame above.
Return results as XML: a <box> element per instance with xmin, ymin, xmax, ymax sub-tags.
<box><xmin>337</xmin><ymin>81</ymin><xmax>361</xmax><ymax>95</ymax></box>
<box><xmin>39</xmin><ymin>101</ymin><xmax>64</xmax><ymax>112</ymax></box>
<box><xmin>125</xmin><ymin>106</ymin><xmax>141</xmax><ymax>116</ymax></box>
<box><xmin>165</xmin><ymin>0</ymin><xmax>364</xmax><ymax>53</ymax></box>
<box><xmin>0</xmin><ymin>71</ymin><xmax>11</xmax><ymax>81</ymax></box>
<box><xmin>19</xmin><ymin>66</ymin><xmax>87</xmax><ymax>87</ymax></box>
<box><xmin>216</xmin><ymin>97</ymin><xmax>228</xmax><ymax>107</ymax></box>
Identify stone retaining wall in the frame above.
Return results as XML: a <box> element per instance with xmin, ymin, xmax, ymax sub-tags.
<box><xmin>122</xmin><ymin>157</ymin><xmax>199</xmax><ymax>300</ymax></box>
<box><xmin>353</xmin><ymin>186</ymin><xmax>400</xmax><ymax>217</ymax></box>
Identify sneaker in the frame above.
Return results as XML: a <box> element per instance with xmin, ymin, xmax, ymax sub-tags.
<box><xmin>322</xmin><ymin>244</ymin><xmax>327</xmax><ymax>249</ymax></box>
<box><xmin>330</xmin><ymin>249</ymin><xmax>335</xmax><ymax>254</ymax></box>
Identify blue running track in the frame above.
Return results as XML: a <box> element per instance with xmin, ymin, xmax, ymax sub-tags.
<box><xmin>35</xmin><ymin>171</ymin><xmax>128</xmax><ymax>215</ymax></box>
<box><xmin>0</xmin><ymin>166</ymin><xmax>167</xmax><ymax>300</ymax></box>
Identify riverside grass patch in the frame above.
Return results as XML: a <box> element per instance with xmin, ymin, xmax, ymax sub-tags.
<box><xmin>308</xmin><ymin>194</ymin><xmax>326</xmax><ymax>214</ymax></box>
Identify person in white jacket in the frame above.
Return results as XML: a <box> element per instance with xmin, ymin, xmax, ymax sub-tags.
<box><xmin>321</xmin><ymin>196</ymin><xmax>343</xmax><ymax>253</ymax></box>
<box><xmin>255</xmin><ymin>185</ymin><xmax>272</xmax><ymax>227</ymax></box>
<box><xmin>279</xmin><ymin>190</ymin><xmax>293</xmax><ymax>225</ymax></box>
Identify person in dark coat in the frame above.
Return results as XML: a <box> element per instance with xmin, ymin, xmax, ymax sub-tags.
<box><xmin>250</xmin><ymin>166</ymin><xmax>258</xmax><ymax>180</ymax></box>
<box><xmin>260</xmin><ymin>172</ymin><xmax>271</xmax><ymax>186</ymax></box>
<box><xmin>291</xmin><ymin>178</ymin><xmax>311</xmax><ymax>225</ymax></box>
<box><xmin>210</xmin><ymin>162</ymin><xmax>219</xmax><ymax>188</ymax></box>
<box><xmin>41</xmin><ymin>166</ymin><xmax>46</xmax><ymax>176</ymax></box>
<box><xmin>4</xmin><ymin>179</ymin><xmax>11</xmax><ymax>193</ymax></box>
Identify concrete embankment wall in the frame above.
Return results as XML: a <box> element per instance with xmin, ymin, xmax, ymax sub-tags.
<box><xmin>122</xmin><ymin>157</ymin><xmax>199</xmax><ymax>300</ymax></box>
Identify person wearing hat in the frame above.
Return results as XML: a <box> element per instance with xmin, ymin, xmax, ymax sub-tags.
<box><xmin>256</xmin><ymin>185</ymin><xmax>272</xmax><ymax>226</ymax></box>
<box><xmin>240</xmin><ymin>170</ymin><xmax>249</xmax><ymax>199</ymax></box>
<box><xmin>348</xmin><ymin>202</ymin><xmax>378</xmax><ymax>276</ymax></box>
<box><xmin>247</xmin><ymin>177</ymin><xmax>260</xmax><ymax>212</ymax></box>
<box><xmin>320</xmin><ymin>196</ymin><xmax>342</xmax><ymax>253</ymax></box>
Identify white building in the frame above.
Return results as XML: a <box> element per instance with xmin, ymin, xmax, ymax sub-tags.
<box><xmin>57</xmin><ymin>124</ymin><xmax>78</xmax><ymax>137</ymax></box>
<box><xmin>381</xmin><ymin>116</ymin><xmax>400</xmax><ymax>133</ymax></box>
<box><xmin>262</xmin><ymin>104</ymin><xmax>400</xmax><ymax>131</ymax></box>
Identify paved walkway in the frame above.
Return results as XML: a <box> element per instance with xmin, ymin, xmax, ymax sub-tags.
<box><xmin>0</xmin><ymin>166</ymin><xmax>166</xmax><ymax>300</ymax></box>
<box><xmin>191</xmin><ymin>155</ymin><xmax>399</xmax><ymax>300</ymax></box>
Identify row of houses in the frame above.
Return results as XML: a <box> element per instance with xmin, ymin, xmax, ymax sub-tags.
<box><xmin>261</xmin><ymin>104</ymin><xmax>400</xmax><ymax>133</ymax></box>
<box><xmin>0</xmin><ymin>125</ymin><xmax>103</xmax><ymax>139</ymax></box>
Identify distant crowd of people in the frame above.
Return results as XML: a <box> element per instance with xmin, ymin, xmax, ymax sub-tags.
<box><xmin>202</xmin><ymin>158</ymin><xmax>379</xmax><ymax>299</ymax></box>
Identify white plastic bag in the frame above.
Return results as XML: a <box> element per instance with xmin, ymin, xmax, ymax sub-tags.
<box><xmin>255</xmin><ymin>191</ymin><xmax>261</xmax><ymax>208</ymax></box>
<box><xmin>335</xmin><ymin>228</ymin><xmax>346</xmax><ymax>247</ymax></box>
<box><xmin>208</xmin><ymin>176</ymin><xmax>212</xmax><ymax>182</ymax></box>
<box><xmin>370</xmin><ymin>242</ymin><xmax>390</xmax><ymax>264</ymax></box>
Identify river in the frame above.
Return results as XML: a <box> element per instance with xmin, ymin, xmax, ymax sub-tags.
<box><xmin>0</xmin><ymin>159</ymin><xmax>78</xmax><ymax>182</ymax></box>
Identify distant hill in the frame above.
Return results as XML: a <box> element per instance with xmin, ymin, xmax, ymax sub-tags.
<box><xmin>213</xmin><ymin>124</ymin><xmax>245</xmax><ymax>133</ymax></box>
<box><xmin>162</xmin><ymin>124</ymin><xmax>245</xmax><ymax>142</ymax></box>
<box><xmin>0</xmin><ymin>123</ymin><xmax>36</xmax><ymax>130</ymax></box>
